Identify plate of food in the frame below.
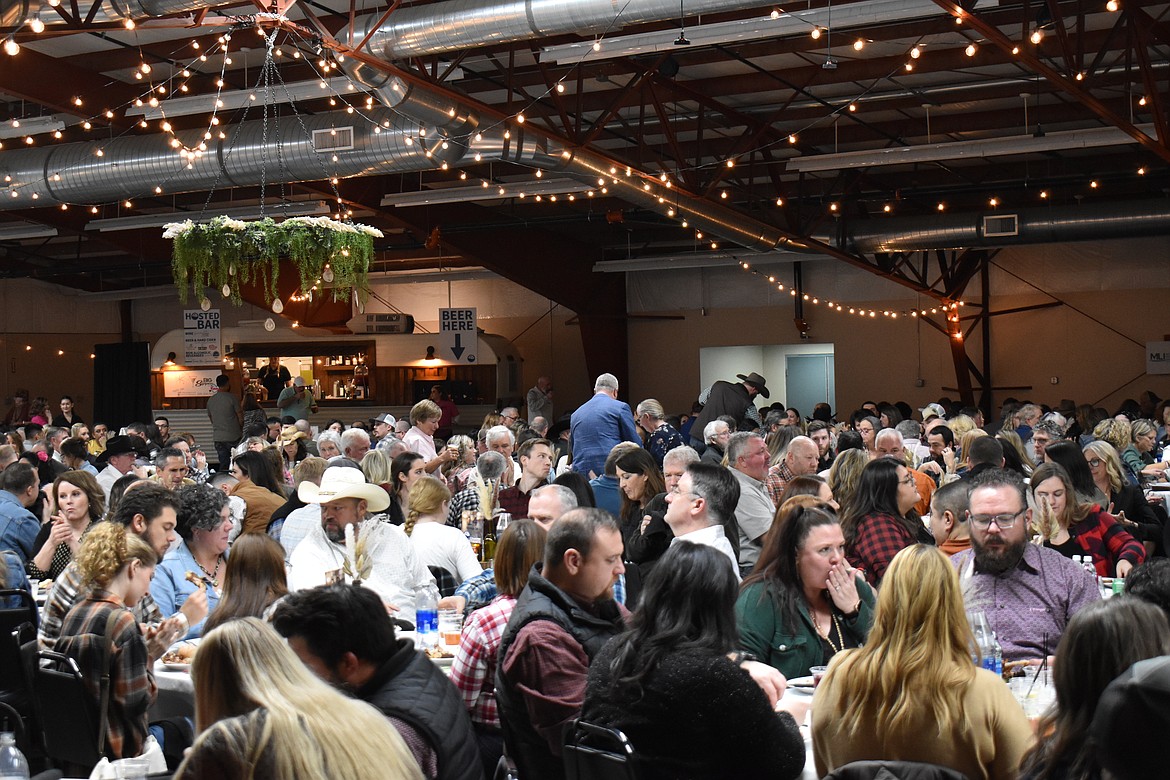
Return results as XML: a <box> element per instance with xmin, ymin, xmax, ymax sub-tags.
<box><xmin>787</xmin><ymin>676</ymin><xmax>816</xmax><ymax>690</ymax></box>
<box><xmin>424</xmin><ymin>645</ymin><xmax>455</xmax><ymax>667</ymax></box>
<box><xmin>160</xmin><ymin>643</ymin><xmax>197</xmax><ymax>672</ymax></box>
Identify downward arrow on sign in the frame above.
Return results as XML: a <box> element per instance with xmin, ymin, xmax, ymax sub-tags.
<box><xmin>451</xmin><ymin>333</ymin><xmax>465</xmax><ymax>360</ymax></box>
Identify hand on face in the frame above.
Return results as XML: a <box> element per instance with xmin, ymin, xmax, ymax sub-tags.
<box><xmin>826</xmin><ymin>561</ymin><xmax>860</xmax><ymax>612</ymax></box>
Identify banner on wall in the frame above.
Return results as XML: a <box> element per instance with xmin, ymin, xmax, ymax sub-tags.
<box><xmin>183</xmin><ymin>309</ymin><xmax>222</xmax><ymax>366</ymax></box>
<box><xmin>163</xmin><ymin>369</ymin><xmax>221</xmax><ymax>398</ymax></box>
<box><xmin>1148</xmin><ymin>341</ymin><xmax>1170</xmax><ymax>375</ymax></box>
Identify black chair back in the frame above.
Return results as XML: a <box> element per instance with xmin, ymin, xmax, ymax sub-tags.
<box><xmin>428</xmin><ymin>566</ymin><xmax>459</xmax><ymax>598</ymax></box>
<box><xmin>28</xmin><ymin>649</ymin><xmax>104</xmax><ymax>771</ymax></box>
<box><xmin>0</xmin><ymin>590</ymin><xmax>37</xmax><ymax>692</ymax></box>
<box><xmin>563</xmin><ymin>719</ymin><xmax>640</xmax><ymax>780</ymax></box>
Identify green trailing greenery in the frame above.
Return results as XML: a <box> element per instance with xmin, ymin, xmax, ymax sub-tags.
<box><xmin>165</xmin><ymin>215</ymin><xmax>379</xmax><ymax>307</ymax></box>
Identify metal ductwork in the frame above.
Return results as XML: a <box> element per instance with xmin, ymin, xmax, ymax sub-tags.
<box><xmin>348</xmin><ymin>0</ymin><xmax>786</xmax><ymax>61</ymax></box>
<box><xmin>6</xmin><ymin>0</ymin><xmax>219</xmax><ymax>27</ymax></box>
<box><xmin>835</xmin><ymin>200</ymin><xmax>1170</xmax><ymax>253</ymax></box>
<box><xmin>0</xmin><ymin>108</ymin><xmax>460</xmax><ymax>207</ymax></box>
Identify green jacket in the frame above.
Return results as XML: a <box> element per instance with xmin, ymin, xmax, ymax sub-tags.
<box><xmin>735</xmin><ymin>576</ymin><xmax>875</xmax><ymax>680</ymax></box>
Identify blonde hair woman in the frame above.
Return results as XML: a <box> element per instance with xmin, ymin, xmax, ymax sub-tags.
<box><xmin>404</xmin><ymin>477</ymin><xmax>482</xmax><ymax>584</ymax></box>
<box><xmin>1083</xmin><ymin>440</ymin><xmax>1161</xmax><ymax>552</ymax></box>
<box><xmin>57</xmin><ymin>523</ymin><xmax>159</xmax><ymax>759</ymax></box>
<box><xmin>442</xmin><ymin>434</ymin><xmax>477</xmax><ymax>494</ymax></box>
<box><xmin>948</xmin><ymin>414</ymin><xmax>978</xmax><ymax>456</ymax></box>
<box><xmin>175</xmin><ymin>618</ymin><xmax>423</xmax><ymax>780</ymax></box>
<box><xmin>813</xmin><ymin>545</ymin><xmax>1032</xmax><ymax>779</ymax></box>
<box><xmin>828</xmin><ymin>448</ymin><xmax>868</xmax><ymax>519</ymax></box>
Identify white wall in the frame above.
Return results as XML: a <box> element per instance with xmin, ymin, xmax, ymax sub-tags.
<box><xmin>699</xmin><ymin>342</ymin><xmax>835</xmax><ymax>408</ymax></box>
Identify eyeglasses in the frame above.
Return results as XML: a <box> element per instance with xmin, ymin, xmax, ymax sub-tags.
<box><xmin>898</xmin><ymin>475</ymin><xmax>916</xmax><ymax>486</ymax></box>
<box><xmin>966</xmin><ymin>508</ymin><xmax>1026</xmax><ymax>529</ymax></box>
<box><xmin>1086</xmin><ymin>457</ymin><xmax>1103</xmax><ymax>468</ymax></box>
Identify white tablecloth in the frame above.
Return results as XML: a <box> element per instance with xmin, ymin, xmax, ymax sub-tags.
<box><xmin>151</xmin><ymin>663</ymin><xmax>194</xmax><ymax>721</ymax></box>
<box><xmin>779</xmin><ymin>686</ymin><xmax>818</xmax><ymax>780</ymax></box>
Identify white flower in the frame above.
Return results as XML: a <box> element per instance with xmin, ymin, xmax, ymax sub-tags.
<box><xmin>161</xmin><ymin>220</ymin><xmax>194</xmax><ymax>239</ymax></box>
<box><xmin>356</xmin><ymin>225</ymin><xmax>384</xmax><ymax>238</ymax></box>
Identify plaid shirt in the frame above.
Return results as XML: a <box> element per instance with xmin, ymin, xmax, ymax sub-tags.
<box><xmin>56</xmin><ymin>590</ymin><xmax>156</xmax><ymax>759</ymax></box>
<box><xmin>447</xmin><ymin>486</ymin><xmax>482</xmax><ymax>528</ymax></box>
<box><xmin>39</xmin><ymin>560</ymin><xmax>164</xmax><ymax>651</ymax></box>
<box><xmin>764</xmin><ymin>461</ymin><xmax>796</xmax><ymax>507</ymax></box>
<box><xmin>847</xmin><ymin>512</ymin><xmax>918</xmax><ymax>587</ymax></box>
<box><xmin>1060</xmin><ymin>507</ymin><xmax>1146</xmax><ymax>577</ymax></box>
<box><xmin>454</xmin><ymin>568</ymin><xmax>498</xmax><ymax>614</ymax></box>
<box><xmin>449</xmin><ymin>595</ymin><xmax>516</xmax><ymax>729</ymax></box>
<box><xmin>454</xmin><ymin>568</ymin><xmax>626</xmax><ymax>614</ymax></box>
<box><xmin>498</xmin><ymin>480</ymin><xmax>549</xmax><ymax>521</ymax></box>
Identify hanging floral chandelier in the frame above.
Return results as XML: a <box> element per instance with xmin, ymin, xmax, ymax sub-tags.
<box><xmin>166</xmin><ymin>214</ymin><xmax>381</xmax><ymax>307</ymax></box>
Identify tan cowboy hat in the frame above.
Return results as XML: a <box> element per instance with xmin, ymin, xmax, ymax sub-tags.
<box><xmin>298</xmin><ymin>467</ymin><xmax>390</xmax><ymax>512</ymax></box>
<box><xmin>277</xmin><ymin>425</ymin><xmax>308</xmax><ymax>445</ymax></box>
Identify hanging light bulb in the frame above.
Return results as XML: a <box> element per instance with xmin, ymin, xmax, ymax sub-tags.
<box><xmin>3</xmin><ymin>39</ymin><xmax>19</xmax><ymax>56</ymax></box>
<box><xmin>29</xmin><ymin>14</ymin><xmax>45</xmax><ymax>34</ymax></box>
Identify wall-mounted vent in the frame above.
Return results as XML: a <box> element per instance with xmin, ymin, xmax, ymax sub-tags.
<box><xmin>349</xmin><ymin>313</ymin><xmax>415</xmax><ymax>334</ymax></box>
<box><xmin>983</xmin><ymin>214</ymin><xmax>1019</xmax><ymax>238</ymax></box>
<box><xmin>312</xmin><ymin>126</ymin><xmax>355</xmax><ymax>152</ymax></box>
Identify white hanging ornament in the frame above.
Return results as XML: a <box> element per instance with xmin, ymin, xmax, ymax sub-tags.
<box><xmin>200</xmin><ymin>297</ymin><xmax>211</xmax><ymax>311</ymax></box>
<box><xmin>272</xmin><ymin>298</ymin><xmax>284</xmax><ymax>314</ymax></box>
<box><xmin>322</xmin><ymin>266</ymin><xmax>334</xmax><ymax>282</ymax></box>
<box><xmin>221</xmin><ymin>284</ymin><xmax>231</xmax><ymax>298</ymax></box>
<box><xmin>264</xmin><ymin>317</ymin><xmax>276</xmax><ymax>331</ymax></box>
<box><xmin>228</xmin><ymin>264</ymin><xmax>235</xmax><ymax>276</ymax></box>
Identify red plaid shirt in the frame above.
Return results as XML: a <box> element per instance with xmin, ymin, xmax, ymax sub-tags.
<box><xmin>765</xmin><ymin>462</ymin><xmax>796</xmax><ymax>507</ymax></box>
<box><xmin>449</xmin><ymin>595</ymin><xmax>516</xmax><ymax>729</ymax></box>
<box><xmin>57</xmin><ymin>591</ymin><xmax>156</xmax><ymax>759</ymax></box>
<box><xmin>847</xmin><ymin>512</ymin><xmax>917</xmax><ymax>587</ymax></box>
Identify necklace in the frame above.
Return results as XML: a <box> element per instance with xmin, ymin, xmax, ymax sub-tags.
<box><xmin>194</xmin><ymin>554</ymin><xmax>223</xmax><ymax>588</ymax></box>
<box><xmin>814</xmin><ymin>609</ymin><xmax>845</xmax><ymax>654</ymax></box>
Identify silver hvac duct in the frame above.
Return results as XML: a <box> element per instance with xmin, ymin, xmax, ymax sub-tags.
<box><xmin>836</xmin><ymin>200</ymin><xmax>1170</xmax><ymax>253</ymax></box>
<box><xmin>347</xmin><ymin>0</ymin><xmax>783</xmax><ymax>61</ymax></box>
<box><xmin>7</xmin><ymin>0</ymin><xmax>221</xmax><ymax>27</ymax></box>
<box><xmin>0</xmin><ymin>108</ymin><xmax>461</xmax><ymax>207</ymax></box>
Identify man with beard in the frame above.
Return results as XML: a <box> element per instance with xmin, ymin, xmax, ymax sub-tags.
<box><xmin>951</xmin><ymin>468</ymin><xmax>1099</xmax><ymax>662</ymax></box>
<box><xmin>288</xmin><ymin>465</ymin><xmax>435</xmax><ymax>625</ymax></box>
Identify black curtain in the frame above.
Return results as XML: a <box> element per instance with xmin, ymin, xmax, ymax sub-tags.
<box><xmin>93</xmin><ymin>342</ymin><xmax>151</xmax><ymax>430</ymax></box>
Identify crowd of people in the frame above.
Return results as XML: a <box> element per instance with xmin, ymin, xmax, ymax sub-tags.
<box><xmin>4</xmin><ymin>373</ymin><xmax>1170</xmax><ymax>779</ymax></box>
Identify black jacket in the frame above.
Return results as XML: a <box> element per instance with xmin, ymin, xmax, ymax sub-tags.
<box><xmin>358</xmin><ymin>638</ymin><xmax>484</xmax><ymax>780</ymax></box>
<box><xmin>496</xmin><ymin>564</ymin><xmax>625</xmax><ymax>780</ymax></box>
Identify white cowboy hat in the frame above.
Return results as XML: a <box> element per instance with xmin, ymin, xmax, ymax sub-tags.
<box><xmin>298</xmin><ymin>467</ymin><xmax>390</xmax><ymax>512</ymax></box>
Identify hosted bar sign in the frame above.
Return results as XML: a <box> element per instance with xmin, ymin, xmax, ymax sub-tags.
<box><xmin>183</xmin><ymin>309</ymin><xmax>223</xmax><ymax>366</ymax></box>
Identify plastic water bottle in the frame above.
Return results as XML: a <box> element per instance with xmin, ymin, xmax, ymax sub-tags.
<box><xmin>0</xmin><ymin>732</ymin><xmax>29</xmax><ymax>780</ymax></box>
<box><xmin>989</xmin><ymin>632</ymin><xmax>1004</xmax><ymax>677</ymax></box>
<box><xmin>416</xmin><ymin>583</ymin><xmax>440</xmax><ymax>649</ymax></box>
